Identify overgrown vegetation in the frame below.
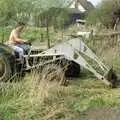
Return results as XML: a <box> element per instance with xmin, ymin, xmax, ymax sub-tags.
<box><xmin>86</xmin><ymin>0</ymin><xmax>120</xmax><ymax>28</ymax></box>
<box><xmin>0</xmin><ymin>26</ymin><xmax>72</xmax><ymax>45</ymax></box>
<box><xmin>1</xmin><ymin>0</ymin><xmax>120</xmax><ymax>120</ymax></box>
<box><xmin>1</xmin><ymin>71</ymin><xmax>120</xmax><ymax>120</ymax></box>
<box><xmin>0</xmin><ymin>0</ymin><xmax>71</xmax><ymax>28</ymax></box>
<box><xmin>0</xmin><ymin>27</ymin><xmax>44</xmax><ymax>43</ymax></box>
<box><xmin>0</xmin><ymin>0</ymin><xmax>74</xmax><ymax>46</ymax></box>
<box><xmin>87</xmin><ymin>34</ymin><xmax>120</xmax><ymax>73</ymax></box>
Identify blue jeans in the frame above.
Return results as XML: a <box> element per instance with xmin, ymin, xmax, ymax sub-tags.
<box><xmin>16</xmin><ymin>43</ymin><xmax>30</xmax><ymax>54</ymax></box>
<box><xmin>8</xmin><ymin>44</ymin><xmax>24</xmax><ymax>63</ymax></box>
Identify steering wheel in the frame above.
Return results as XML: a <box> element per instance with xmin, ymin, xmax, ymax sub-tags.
<box><xmin>24</xmin><ymin>41</ymin><xmax>32</xmax><ymax>46</ymax></box>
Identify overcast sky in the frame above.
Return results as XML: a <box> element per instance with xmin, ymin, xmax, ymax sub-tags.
<box><xmin>88</xmin><ymin>0</ymin><xmax>102</xmax><ymax>6</ymax></box>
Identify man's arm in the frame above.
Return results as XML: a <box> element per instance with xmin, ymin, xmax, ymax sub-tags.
<box><xmin>13</xmin><ymin>31</ymin><xmax>27</xmax><ymax>44</ymax></box>
<box><xmin>14</xmin><ymin>37</ymin><xmax>26</xmax><ymax>44</ymax></box>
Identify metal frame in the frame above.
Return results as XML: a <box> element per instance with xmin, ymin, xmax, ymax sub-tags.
<box><xmin>23</xmin><ymin>37</ymin><xmax>111</xmax><ymax>85</ymax></box>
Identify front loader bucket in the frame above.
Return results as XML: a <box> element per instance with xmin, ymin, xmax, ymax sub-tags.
<box><xmin>104</xmin><ymin>68</ymin><xmax>118</xmax><ymax>88</ymax></box>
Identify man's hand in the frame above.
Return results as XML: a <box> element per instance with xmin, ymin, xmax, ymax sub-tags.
<box><xmin>23</xmin><ymin>40</ymin><xmax>31</xmax><ymax>45</ymax></box>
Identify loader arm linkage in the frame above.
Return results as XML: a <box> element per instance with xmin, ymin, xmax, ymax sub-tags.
<box><xmin>40</xmin><ymin>38</ymin><xmax>115</xmax><ymax>86</ymax></box>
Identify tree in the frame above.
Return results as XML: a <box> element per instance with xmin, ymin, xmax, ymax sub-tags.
<box><xmin>0</xmin><ymin>0</ymin><xmax>34</xmax><ymax>26</ymax></box>
<box><xmin>86</xmin><ymin>0</ymin><xmax>120</xmax><ymax>29</ymax></box>
<box><xmin>0</xmin><ymin>0</ymin><xmax>70</xmax><ymax>44</ymax></box>
<box><xmin>0</xmin><ymin>0</ymin><xmax>70</xmax><ymax>27</ymax></box>
<box><xmin>31</xmin><ymin>0</ymin><xmax>70</xmax><ymax>48</ymax></box>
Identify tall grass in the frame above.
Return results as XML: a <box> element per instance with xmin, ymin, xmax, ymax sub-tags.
<box><xmin>0</xmin><ymin>64</ymin><xmax>70</xmax><ymax>120</ymax></box>
<box><xmin>0</xmin><ymin>27</ymin><xmax>55</xmax><ymax>43</ymax></box>
<box><xmin>1</xmin><ymin>26</ymin><xmax>120</xmax><ymax>119</ymax></box>
<box><xmin>0</xmin><ymin>66</ymin><xmax>120</xmax><ymax>120</ymax></box>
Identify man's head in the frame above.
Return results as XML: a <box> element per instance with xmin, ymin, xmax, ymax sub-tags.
<box><xmin>15</xmin><ymin>22</ymin><xmax>25</xmax><ymax>31</ymax></box>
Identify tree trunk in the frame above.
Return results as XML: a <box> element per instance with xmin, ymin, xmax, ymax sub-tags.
<box><xmin>46</xmin><ymin>14</ymin><xmax>50</xmax><ymax>48</ymax></box>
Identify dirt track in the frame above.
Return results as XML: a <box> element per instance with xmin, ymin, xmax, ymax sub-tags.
<box><xmin>81</xmin><ymin>107</ymin><xmax>120</xmax><ymax>120</ymax></box>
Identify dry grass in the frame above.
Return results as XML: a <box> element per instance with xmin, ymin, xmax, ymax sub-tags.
<box><xmin>0</xmin><ymin>64</ymin><xmax>71</xmax><ymax>120</ymax></box>
<box><xmin>87</xmin><ymin>33</ymin><xmax>120</xmax><ymax>73</ymax></box>
<box><xmin>0</xmin><ymin>71</ymin><xmax>120</xmax><ymax>120</ymax></box>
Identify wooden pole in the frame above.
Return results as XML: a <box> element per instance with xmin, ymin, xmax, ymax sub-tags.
<box><xmin>46</xmin><ymin>14</ymin><xmax>50</xmax><ymax>48</ymax></box>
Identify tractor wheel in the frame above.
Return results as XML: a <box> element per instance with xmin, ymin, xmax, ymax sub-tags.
<box><xmin>0</xmin><ymin>55</ymin><xmax>12</xmax><ymax>81</ymax></box>
<box><xmin>65</xmin><ymin>61</ymin><xmax>80</xmax><ymax>77</ymax></box>
<box><xmin>41</xmin><ymin>64</ymin><xmax>68</xmax><ymax>86</ymax></box>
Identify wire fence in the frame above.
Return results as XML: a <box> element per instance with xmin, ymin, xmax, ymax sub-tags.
<box><xmin>87</xmin><ymin>32</ymin><xmax>120</xmax><ymax>73</ymax></box>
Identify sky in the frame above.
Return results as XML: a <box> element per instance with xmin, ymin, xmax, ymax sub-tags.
<box><xmin>88</xmin><ymin>0</ymin><xmax>102</xmax><ymax>6</ymax></box>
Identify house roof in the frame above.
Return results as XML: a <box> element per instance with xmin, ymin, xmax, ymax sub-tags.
<box><xmin>78</xmin><ymin>0</ymin><xmax>94</xmax><ymax>10</ymax></box>
<box><xmin>68</xmin><ymin>0</ymin><xmax>94</xmax><ymax>12</ymax></box>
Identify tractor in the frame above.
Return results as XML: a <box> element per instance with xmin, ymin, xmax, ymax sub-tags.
<box><xmin>0</xmin><ymin>37</ymin><xmax>118</xmax><ymax>87</ymax></box>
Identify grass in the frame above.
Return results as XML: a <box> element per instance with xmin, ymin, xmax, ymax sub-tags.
<box><xmin>0</xmin><ymin>25</ymin><xmax>83</xmax><ymax>44</ymax></box>
<box><xmin>0</xmin><ymin>27</ymin><xmax>50</xmax><ymax>43</ymax></box>
<box><xmin>0</xmin><ymin>69</ymin><xmax>120</xmax><ymax>120</ymax></box>
<box><xmin>1</xmin><ymin>26</ymin><xmax>120</xmax><ymax>119</ymax></box>
<box><xmin>87</xmin><ymin>34</ymin><xmax>120</xmax><ymax>73</ymax></box>
<box><xmin>0</xmin><ymin>26</ymin><xmax>65</xmax><ymax>44</ymax></box>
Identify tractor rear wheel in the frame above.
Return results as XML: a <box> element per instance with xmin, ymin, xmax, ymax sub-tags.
<box><xmin>0</xmin><ymin>55</ymin><xmax>12</xmax><ymax>81</ymax></box>
<box><xmin>41</xmin><ymin>64</ymin><xmax>68</xmax><ymax>86</ymax></box>
<box><xmin>65</xmin><ymin>61</ymin><xmax>80</xmax><ymax>77</ymax></box>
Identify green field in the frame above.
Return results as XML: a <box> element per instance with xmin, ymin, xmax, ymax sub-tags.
<box><xmin>0</xmin><ymin>71</ymin><xmax>120</xmax><ymax>120</ymax></box>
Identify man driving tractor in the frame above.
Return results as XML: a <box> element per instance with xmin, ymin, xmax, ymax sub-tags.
<box><xmin>8</xmin><ymin>22</ymin><xmax>30</xmax><ymax>62</ymax></box>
